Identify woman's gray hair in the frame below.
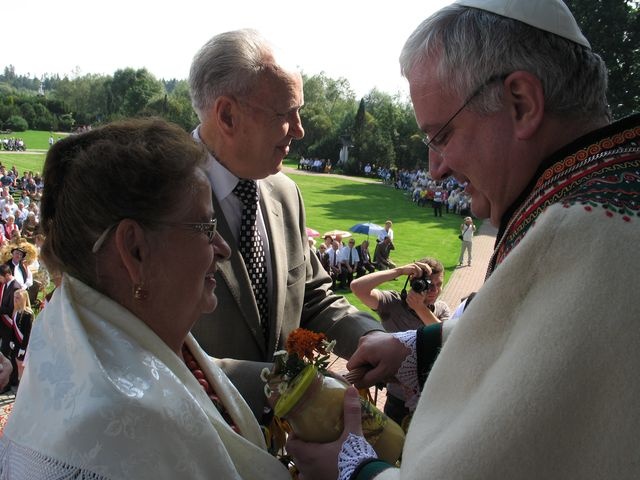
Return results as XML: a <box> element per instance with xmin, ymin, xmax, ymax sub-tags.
<box><xmin>189</xmin><ymin>29</ymin><xmax>274</xmax><ymax>121</ymax></box>
<box><xmin>400</xmin><ymin>4</ymin><xmax>610</xmax><ymax>121</ymax></box>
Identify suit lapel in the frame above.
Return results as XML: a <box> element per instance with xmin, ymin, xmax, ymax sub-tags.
<box><xmin>211</xmin><ymin>190</ymin><xmax>267</xmax><ymax>353</ymax></box>
<box><xmin>258</xmin><ymin>179</ymin><xmax>285</xmax><ymax>355</ymax></box>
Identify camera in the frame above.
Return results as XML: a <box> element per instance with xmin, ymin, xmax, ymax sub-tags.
<box><xmin>410</xmin><ymin>277</ymin><xmax>432</xmax><ymax>293</ymax></box>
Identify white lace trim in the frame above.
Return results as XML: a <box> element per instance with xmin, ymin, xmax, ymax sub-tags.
<box><xmin>337</xmin><ymin>433</ymin><xmax>377</xmax><ymax>480</ymax></box>
<box><xmin>0</xmin><ymin>438</ymin><xmax>109</xmax><ymax>479</ymax></box>
<box><xmin>391</xmin><ymin>330</ymin><xmax>420</xmax><ymax>411</ymax></box>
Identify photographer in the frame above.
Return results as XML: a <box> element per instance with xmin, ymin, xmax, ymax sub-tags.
<box><xmin>350</xmin><ymin>257</ymin><xmax>450</xmax><ymax>424</ymax></box>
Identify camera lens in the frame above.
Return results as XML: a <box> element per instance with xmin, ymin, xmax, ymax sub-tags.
<box><xmin>410</xmin><ymin>278</ymin><xmax>432</xmax><ymax>293</ymax></box>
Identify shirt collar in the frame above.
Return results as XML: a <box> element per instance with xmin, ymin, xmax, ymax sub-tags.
<box><xmin>193</xmin><ymin>126</ymin><xmax>260</xmax><ymax>202</ymax></box>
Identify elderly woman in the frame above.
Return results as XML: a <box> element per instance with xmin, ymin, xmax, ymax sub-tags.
<box><xmin>0</xmin><ymin>119</ymin><xmax>289</xmax><ymax>479</ymax></box>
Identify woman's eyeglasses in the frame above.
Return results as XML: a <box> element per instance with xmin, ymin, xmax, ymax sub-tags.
<box><xmin>92</xmin><ymin>218</ymin><xmax>218</xmax><ymax>253</ymax></box>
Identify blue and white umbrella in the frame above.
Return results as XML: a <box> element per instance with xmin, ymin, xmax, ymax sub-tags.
<box><xmin>348</xmin><ymin>222</ymin><xmax>386</xmax><ymax>238</ymax></box>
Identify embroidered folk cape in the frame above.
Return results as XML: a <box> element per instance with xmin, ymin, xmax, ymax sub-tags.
<box><xmin>359</xmin><ymin>115</ymin><xmax>640</xmax><ymax>479</ymax></box>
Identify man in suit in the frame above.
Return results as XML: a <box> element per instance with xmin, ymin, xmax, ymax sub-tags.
<box><xmin>355</xmin><ymin>239</ymin><xmax>375</xmax><ymax>277</ymax></box>
<box><xmin>340</xmin><ymin>238</ymin><xmax>360</xmax><ymax>288</ymax></box>
<box><xmin>188</xmin><ymin>29</ymin><xmax>383</xmax><ymax>416</ymax></box>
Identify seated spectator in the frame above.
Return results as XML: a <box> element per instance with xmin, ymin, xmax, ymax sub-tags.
<box><xmin>350</xmin><ymin>257</ymin><xmax>450</xmax><ymax>425</ymax></box>
<box><xmin>3</xmin><ymin>215</ymin><xmax>19</xmax><ymax>240</ymax></box>
<box><xmin>355</xmin><ymin>239</ymin><xmax>375</xmax><ymax>277</ymax></box>
<box><xmin>21</xmin><ymin>212</ymin><xmax>38</xmax><ymax>239</ymax></box>
<box><xmin>373</xmin><ymin>235</ymin><xmax>396</xmax><ymax>270</ymax></box>
<box><xmin>340</xmin><ymin>238</ymin><xmax>360</xmax><ymax>288</ymax></box>
<box><xmin>14</xmin><ymin>203</ymin><xmax>27</xmax><ymax>229</ymax></box>
<box><xmin>322</xmin><ymin>234</ymin><xmax>333</xmax><ymax>251</ymax></box>
<box><xmin>316</xmin><ymin>243</ymin><xmax>331</xmax><ymax>275</ymax></box>
<box><xmin>327</xmin><ymin>240</ymin><xmax>345</xmax><ymax>289</ymax></box>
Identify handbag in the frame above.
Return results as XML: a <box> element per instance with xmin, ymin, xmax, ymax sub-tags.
<box><xmin>458</xmin><ymin>234</ymin><xmax>463</xmax><ymax>240</ymax></box>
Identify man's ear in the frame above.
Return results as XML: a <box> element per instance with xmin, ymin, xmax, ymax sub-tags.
<box><xmin>214</xmin><ymin>95</ymin><xmax>239</xmax><ymax>135</ymax></box>
<box><xmin>504</xmin><ymin>71</ymin><xmax>545</xmax><ymax>140</ymax></box>
<box><xmin>113</xmin><ymin>219</ymin><xmax>148</xmax><ymax>286</ymax></box>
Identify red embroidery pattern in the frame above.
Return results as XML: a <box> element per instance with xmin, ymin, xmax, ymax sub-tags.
<box><xmin>492</xmin><ymin>123</ymin><xmax>640</xmax><ymax>271</ymax></box>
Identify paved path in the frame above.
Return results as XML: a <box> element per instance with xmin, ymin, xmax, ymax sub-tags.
<box><xmin>282</xmin><ymin>166</ymin><xmax>383</xmax><ymax>184</ymax></box>
<box><xmin>439</xmin><ymin>220</ymin><xmax>497</xmax><ymax>308</ymax></box>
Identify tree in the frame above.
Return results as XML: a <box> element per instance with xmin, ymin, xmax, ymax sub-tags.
<box><xmin>565</xmin><ymin>0</ymin><xmax>640</xmax><ymax>118</ymax></box>
<box><xmin>107</xmin><ymin>68</ymin><xmax>164</xmax><ymax>118</ymax></box>
<box><xmin>5</xmin><ymin>115</ymin><xmax>28</xmax><ymax>131</ymax></box>
<box><xmin>143</xmin><ymin>80</ymin><xmax>198</xmax><ymax>131</ymax></box>
<box><xmin>294</xmin><ymin>72</ymin><xmax>357</xmax><ymax>160</ymax></box>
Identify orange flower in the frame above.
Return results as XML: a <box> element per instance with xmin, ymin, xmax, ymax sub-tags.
<box><xmin>285</xmin><ymin>328</ymin><xmax>326</xmax><ymax>362</ymax></box>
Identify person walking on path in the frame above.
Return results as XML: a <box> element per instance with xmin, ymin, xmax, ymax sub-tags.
<box><xmin>458</xmin><ymin>216</ymin><xmax>476</xmax><ymax>266</ymax></box>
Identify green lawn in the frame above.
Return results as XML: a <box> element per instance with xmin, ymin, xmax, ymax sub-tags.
<box><xmin>0</xmin><ymin>130</ymin><xmax>69</xmax><ymax>173</ymax></box>
<box><xmin>0</xmin><ymin>140</ymin><xmax>463</xmax><ymax>317</ymax></box>
<box><xmin>0</xmin><ymin>130</ymin><xmax>68</xmax><ymax>150</ymax></box>
<box><xmin>288</xmin><ymin>172</ymin><xmax>462</xmax><ymax>314</ymax></box>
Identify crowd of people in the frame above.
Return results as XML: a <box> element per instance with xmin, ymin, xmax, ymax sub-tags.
<box><xmin>0</xmin><ymin>139</ymin><xmax>26</xmax><ymax>152</ymax></box>
<box><xmin>298</xmin><ymin>156</ymin><xmax>332</xmax><ymax>173</ymax></box>
<box><xmin>0</xmin><ymin>165</ymin><xmax>43</xmax><ymax>245</ymax></box>
<box><xmin>1</xmin><ymin>0</ymin><xmax>639</xmax><ymax>478</ymax></box>
<box><xmin>0</xmin><ymin>161</ymin><xmax>46</xmax><ymax>396</ymax></box>
<box><xmin>313</xmin><ymin>221</ymin><xmax>399</xmax><ymax>291</ymax></box>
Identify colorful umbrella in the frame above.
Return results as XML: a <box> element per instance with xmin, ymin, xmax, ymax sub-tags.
<box><xmin>348</xmin><ymin>222</ymin><xmax>386</xmax><ymax>238</ymax></box>
<box><xmin>306</xmin><ymin>227</ymin><xmax>320</xmax><ymax>238</ymax></box>
<box><xmin>322</xmin><ymin>230</ymin><xmax>352</xmax><ymax>239</ymax></box>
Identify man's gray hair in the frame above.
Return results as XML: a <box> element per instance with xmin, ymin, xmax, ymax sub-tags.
<box><xmin>400</xmin><ymin>4</ymin><xmax>610</xmax><ymax>121</ymax></box>
<box><xmin>188</xmin><ymin>29</ymin><xmax>274</xmax><ymax>121</ymax></box>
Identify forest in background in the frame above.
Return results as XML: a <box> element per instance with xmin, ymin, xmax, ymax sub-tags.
<box><xmin>1</xmin><ymin>0</ymin><xmax>637</xmax><ymax>174</ymax></box>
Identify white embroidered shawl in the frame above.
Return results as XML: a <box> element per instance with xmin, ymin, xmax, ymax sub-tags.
<box><xmin>1</xmin><ymin>275</ymin><xmax>288</xmax><ymax>479</ymax></box>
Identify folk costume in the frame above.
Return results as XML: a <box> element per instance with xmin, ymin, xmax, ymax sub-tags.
<box><xmin>350</xmin><ymin>114</ymin><xmax>640</xmax><ymax>479</ymax></box>
<box><xmin>0</xmin><ymin>275</ymin><xmax>289</xmax><ymax>479</ymax></box>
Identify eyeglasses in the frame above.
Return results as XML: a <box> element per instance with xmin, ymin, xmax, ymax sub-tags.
<box><xmin>422</xmin><ymin>74</ymin><xmax>509</xmax><ymax>156</ymax></box>
<box><xmin>92</xmin><ymin>218</ymin><xmax>218</xmax><ymax>253</ymax></box>
<box><xmin>237</xmin><ymin>97</ymin><xmax>303</xmax><ymax>123</ymax></box>
<box><xmin>179</xmin><ymin>218</ymin><xmax>218</xmax><ymax>243</ymax></box>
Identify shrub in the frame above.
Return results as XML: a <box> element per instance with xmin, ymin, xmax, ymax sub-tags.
<box><xmin>5</xmin><ymin>115</ymin><xmax>28</xmax><ymax>131</ymax></box>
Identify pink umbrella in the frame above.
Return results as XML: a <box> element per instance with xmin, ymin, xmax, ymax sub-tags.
<box><xmin>306</xmin><ymin>227</ymin><xmax>320</xmax><ymax>238</ymax></box>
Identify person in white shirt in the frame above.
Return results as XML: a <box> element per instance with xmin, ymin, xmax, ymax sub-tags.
<box><xmin>340</xmin><ymin>238</ymin><xmax>360</xmax><ymax>288</ymax></box>
<box><xmin>377</xmin><ymin>220</ymin><xmax>394</xmax><ymax>244</ymax></box>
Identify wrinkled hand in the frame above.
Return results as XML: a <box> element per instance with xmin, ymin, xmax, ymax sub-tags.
<box><xmin>287</xmin><ymin>387</ymin><xmax>363</xmax><ymax>480</ymax></box>
<box><xmin>0</xmin><ymin>353</ymin><xmax>13</xmax><ymax>391</ymax></box>
<box><xmin>346</xmin><ymin>331</ymin><xmax>411</xmax><ymax>389</ymax></box>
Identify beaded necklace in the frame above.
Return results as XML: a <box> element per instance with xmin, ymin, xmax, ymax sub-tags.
<box><xmin>181</xmin><ymin>344</ymin><xmax>240</xmax><ymax>434</ymax></box>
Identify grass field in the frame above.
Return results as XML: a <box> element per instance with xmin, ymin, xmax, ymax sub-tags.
<box><xmin>0</xmin><ymin>131</ymin><xmax>463</xmax><ymax>316</ymax></box>
<box><xmin>287</xmin><ymin>172</ymin><xmax>461</xmax><ymax>313</ymax></box>
<box><xmin>0</xmin><ymin>130</ymin><xmax>69</xmax><ymax>174</ymax></box>
<box><xmin>0</xmin><ymin>130</ymin><xmax>68</xmax><ymax>151</ymax></box>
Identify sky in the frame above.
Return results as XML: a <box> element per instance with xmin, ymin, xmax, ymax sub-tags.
<box><xmin>5</xmin><ymin>0</ymin><xmax>450</xmax><ymax>99</ymax></box>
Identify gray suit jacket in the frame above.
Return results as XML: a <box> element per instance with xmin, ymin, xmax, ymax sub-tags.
<box><xmin>192</xmin><ymin>171</ymin><xmax>382</xmax><ymax>415</ymax></box>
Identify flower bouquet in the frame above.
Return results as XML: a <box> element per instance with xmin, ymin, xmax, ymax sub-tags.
<box><xmin>261</xmin><ymin>328</ymin><xmax>405</xmax><ymax>464</ymax></box>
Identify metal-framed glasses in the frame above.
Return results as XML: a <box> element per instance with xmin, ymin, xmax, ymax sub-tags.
<box><xmin>180</xmin><ymin>218</ymin><xmax>218</xmax><ymax>243</ymax></box>
<box><xmin>92</xmin><ymin>218</ymin><xmax>218</xmax><ymax>254</ymax></box>
<box><xmin>422</xmin><ymin>74</ymin><xmax>509</xmax><ymax>156</ymax></box>
<box><xmin>236</xmin><ymin>97</ymin><xmax>303</xmax><ymax>123</ymax></box>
